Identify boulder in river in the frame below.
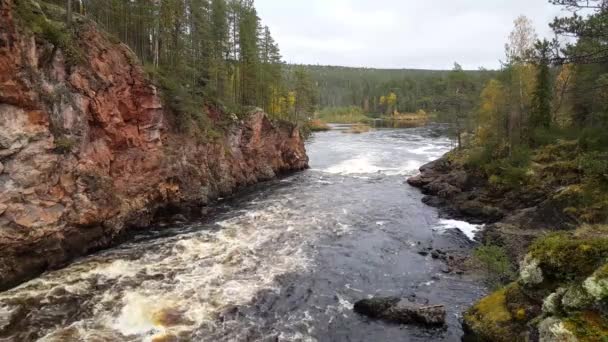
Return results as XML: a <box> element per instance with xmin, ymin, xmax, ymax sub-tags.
<box><xmin>354</xmin><ymin>297</ymin><xmax>446</xmax><ymax>326</ymax></box>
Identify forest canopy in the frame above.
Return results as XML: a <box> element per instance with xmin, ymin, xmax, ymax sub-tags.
<box><xmin>291</xmin><ymin>65</ymin><xmax>496</xmax><ymax>117</ymax></box>
<box><xmin>37</xmin><ymin>0</ymin><xmax>318</xmax><ymax>131</ymax></box>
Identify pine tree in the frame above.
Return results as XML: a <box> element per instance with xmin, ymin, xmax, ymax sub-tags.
<box><xmin>238</xmin><ymin>2</ymin><xmax>260</xmax><ymax>106</ymax></box>
<box><xmin>530</xmin><ymin>39</ymin><xmax>553</xmax><ymax>137</ymax></box>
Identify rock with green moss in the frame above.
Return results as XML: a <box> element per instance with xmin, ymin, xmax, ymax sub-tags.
<box><xmin>528</xmin><ymin>231</ymin><xmax>608</xmax><ymax>282</ymax></box>
<box><xmin>563</xmin><ymin>311</ymin><xmax>608</xmax><ymax>341</ymax></box>
<box><xmin>463</xmin><ymin>284</ymin><xmax>536</xmax><ymax>342</ymax></box>
<box><xmin>464</xmin><ymin>227</ymin><xmax>608</xmax><ymax>341</ymax></box>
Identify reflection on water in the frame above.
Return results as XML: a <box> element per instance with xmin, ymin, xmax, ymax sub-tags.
<box><xmin>0</xmin><ymin>125</ymin><xmax>484</xmax><ymax>342</ymax></box>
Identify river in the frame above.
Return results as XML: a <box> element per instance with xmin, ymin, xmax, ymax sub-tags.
<box><xmin>0</xmin><ymin>125</ymin><xmax>486</xmax><ymax>342</ymax></box>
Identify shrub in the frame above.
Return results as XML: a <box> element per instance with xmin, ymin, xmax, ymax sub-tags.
<box><xmin>531</xmin><ymin>127</ymin><xmax>580</xmax><ymax>147</ymax></box>
<box><xmin>54</xmin><ymin>136</ymin><xmax>76</xmax><ymax>154</ymax></box>
<box><xmin>578</xmin><ymin>152</ymin><xmax>608</xmax><ymax>180</ymax></box>
<box><xmin>317</xmin><ymin>106</ymin><xmax>370</xmax><ymax>123</ymax></box>
<box><xmin>500</xmin><ymin>166</ymin><xmax>529</xmax><ymax>188</ymax></box>
<box><xmin>15</xmin><ymin>1</ymin><xmax>84</xmax><ymax>66</ymax></box>
<box><xmin>307</xmin><ymin>119</ymin><xmax>331</xmax><ymax>132</ymax></box>
<box><xmin>473</xmin><ymin>245</ymin><xmax>517</xmax><ymax>289</ymax></box>
<box><xmin>465</xmin><ymin>145</ymin><xmax>495</xmax><ymax>169</ymax></box>
<box><xmin>469</xmin><ymin>145</ymin><xmax>531</xmax><ymax>189</ymax></box>
<box><xmin>157</xmin><ymin>71</ymin><xmax>205</xmax><ymax>132</ymax></box>
<box><xmin>579</xmin><ymin>127</ymin><xmax>608</xmax><ymax>152</ymax></box>
<box><xmin>343</xmin><ymin>123</ymin><xmax>371</xmax><ymax>134</ymax></box>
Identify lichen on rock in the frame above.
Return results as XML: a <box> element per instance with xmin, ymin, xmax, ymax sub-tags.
<box><xmin>582</xmin><ymin>263</ymin><xmax>608</xmax><ymax>302</ymax></box>
<box><xmin>519</xmin><ymin>255</ymin><xmax>543</xmax><ymax>286</ymax></box>
<box><xmin>542</xmin><ymin>288</ymin><xmax>565</xmax><ymax>315</ymax></box>
<box><xmin>561</xmin><ymin>285</ymin><xmax>594</xmax><ymax>312</ymax></box>
<box><xmin>538</xmin><ymin>317</ymin><xmax>578</xmax><ymax>342</ymax></box>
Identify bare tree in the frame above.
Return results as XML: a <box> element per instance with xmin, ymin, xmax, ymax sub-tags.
<box><xmin>505</xmin><ymin>16</ymin><xmax>538</xmax><ymax>63</ymax></box>
<box><xmin>504</xmin><ymin>15</ymin><xmax>538</xmax><ymax>150</ymax></box>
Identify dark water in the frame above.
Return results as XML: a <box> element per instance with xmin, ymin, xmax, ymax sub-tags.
<box><xmin>0</xmin><ymin>125</ymin><xmax>485</xmax><ymax>342</ymax></box>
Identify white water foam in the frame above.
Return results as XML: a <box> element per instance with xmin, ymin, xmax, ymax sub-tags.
<box><xmin>435</xmin><ymin>219</ymin><xmax>484</xmax><ymax>240</ymax></box>
<box><xmin>0</xmin><ymin>305</ymin><xmax>13</xmax><ymax>331</ymax></box>
<box><xmin>324</xmin><ymin>156</ymin><xmax>382</xmax><ymax>175</ymax></box>
<box><xmin>410</xmin><ymin>144</ymin><xmax>438</xmax><ymax>155</ymax></box>
<box><xmin>82</xmin><ymin>259</ymin><xmax>141</xmax><ymax>279</ymax></box>
<box><xmin>111</xmin><ymin>292</ymin><xmax>169</xmax><ymax>337</ymax></box>
<box><xmin>383</xmin><ymin>160</ymin><xmax>424</xmax><ymax>176</ymax></box>
<box><xmin>0</xmin><ymin>203</ymin><xmax>315</xmax><ymax>341</ymax></box>
<box><xmin>323</xmin><ymin>157</ymin><xmax>423</xmax><ymax>176</ymax></box>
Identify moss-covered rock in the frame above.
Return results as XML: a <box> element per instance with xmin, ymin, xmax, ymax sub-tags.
<box><xmin>464</xmin><ymin>227</ymin><xmax>608</xmax><ymax>341</ymax></box>
<box><xmin>528</xmin><ymin>231</ymin><xmax>608</xmax><ymax>283</ymax></box>
<box><xmin>463</xmin><ymin>283</ymin><xmax>537</xmax><ymax>342</ymax></box>
<box><xmin>563</xmin><ymin>311</ymin><xmax>608</xmax><ymax>342</ymax></box>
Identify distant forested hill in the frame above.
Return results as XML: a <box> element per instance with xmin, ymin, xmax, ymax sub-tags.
<box><xmin>284</xmin><ymin>64</ymin><xmax>498</xmax><ymax>115</ymax></box>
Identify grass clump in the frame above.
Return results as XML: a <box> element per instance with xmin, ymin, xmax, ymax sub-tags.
<box><xmin>465</xmin><ymin>143</ymin><xmax>532</xmax><ymax>190</ymax></box>
<box><xmin>54</xmin><ymin>136</ymin><xmax>76</xmax><ymax>154</ymax></box>
<box><xmin>154</xmin><ymin>69</ymin><xmax>221</xmax><ymax>141</ymax></box>
<box><xmin>472</xmin><ymin>245</ymin><xmax>517</xmax><ymax>289</ymax></box>
<box><xmin>317</xmin><ymin>106</ymin><xmax>370</xmax><ymax>123</ymax></box>
<box><xmin>307</xmin><ymin>119</ymin><xmax>331</xmax><ymax>132</ymax></box>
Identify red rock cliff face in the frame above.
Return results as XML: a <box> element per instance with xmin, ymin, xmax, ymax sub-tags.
<box><xmin>0</xmin><ymin>0</ymin><xmax>308</xmax><ymax>290</ymax></box>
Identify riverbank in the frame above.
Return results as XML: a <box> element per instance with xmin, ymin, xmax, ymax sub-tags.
<box><xmin>408</xmin><ymin>151</ymin><xmax>576</xmax><ymax>261</ymax></box>
<box><xmin>408</xmin><ymin>142</ymin><xmax>608</xmax><ymax>341</ymax></box>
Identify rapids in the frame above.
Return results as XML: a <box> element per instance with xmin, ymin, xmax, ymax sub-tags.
<box><xmin>0</xmin><ymin>125</ymin><xmax>486</xmax><ymax>342</ymax></box>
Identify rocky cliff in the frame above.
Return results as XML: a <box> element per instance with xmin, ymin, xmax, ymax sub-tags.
<box><xmin>0</xmin><ymin>0</ymin><xmax>308</xmax><ymax>290</ymax></box>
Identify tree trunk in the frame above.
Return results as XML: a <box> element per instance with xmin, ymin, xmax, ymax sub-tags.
<box><xmin>66</xmin><ymin>0</ymin><xmax>73</xmax><ymax>26</ymax></box>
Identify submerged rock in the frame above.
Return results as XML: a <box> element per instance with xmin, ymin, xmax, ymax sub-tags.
<box><xmin>354</xmin><ymin>297</ymin><xmax>446</xmax><ymax>326</ymax></box>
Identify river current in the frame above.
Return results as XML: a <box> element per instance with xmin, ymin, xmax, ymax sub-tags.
<box><xmin>0</xmin><ymin>125</ymin><xmax>485</xmax><ymax>342</ymax></box>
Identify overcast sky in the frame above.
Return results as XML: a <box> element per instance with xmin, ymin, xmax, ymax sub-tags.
<box><xmin>255</xmin><ymin>0</ymin><xmax>565</xmax><ymax>70</ymax></box>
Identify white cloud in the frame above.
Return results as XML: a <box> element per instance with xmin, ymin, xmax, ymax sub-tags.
<box><xmin>255</xmin><ymin>0</ymin><xmax>564</xmax><ymax>69</ymax></box>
